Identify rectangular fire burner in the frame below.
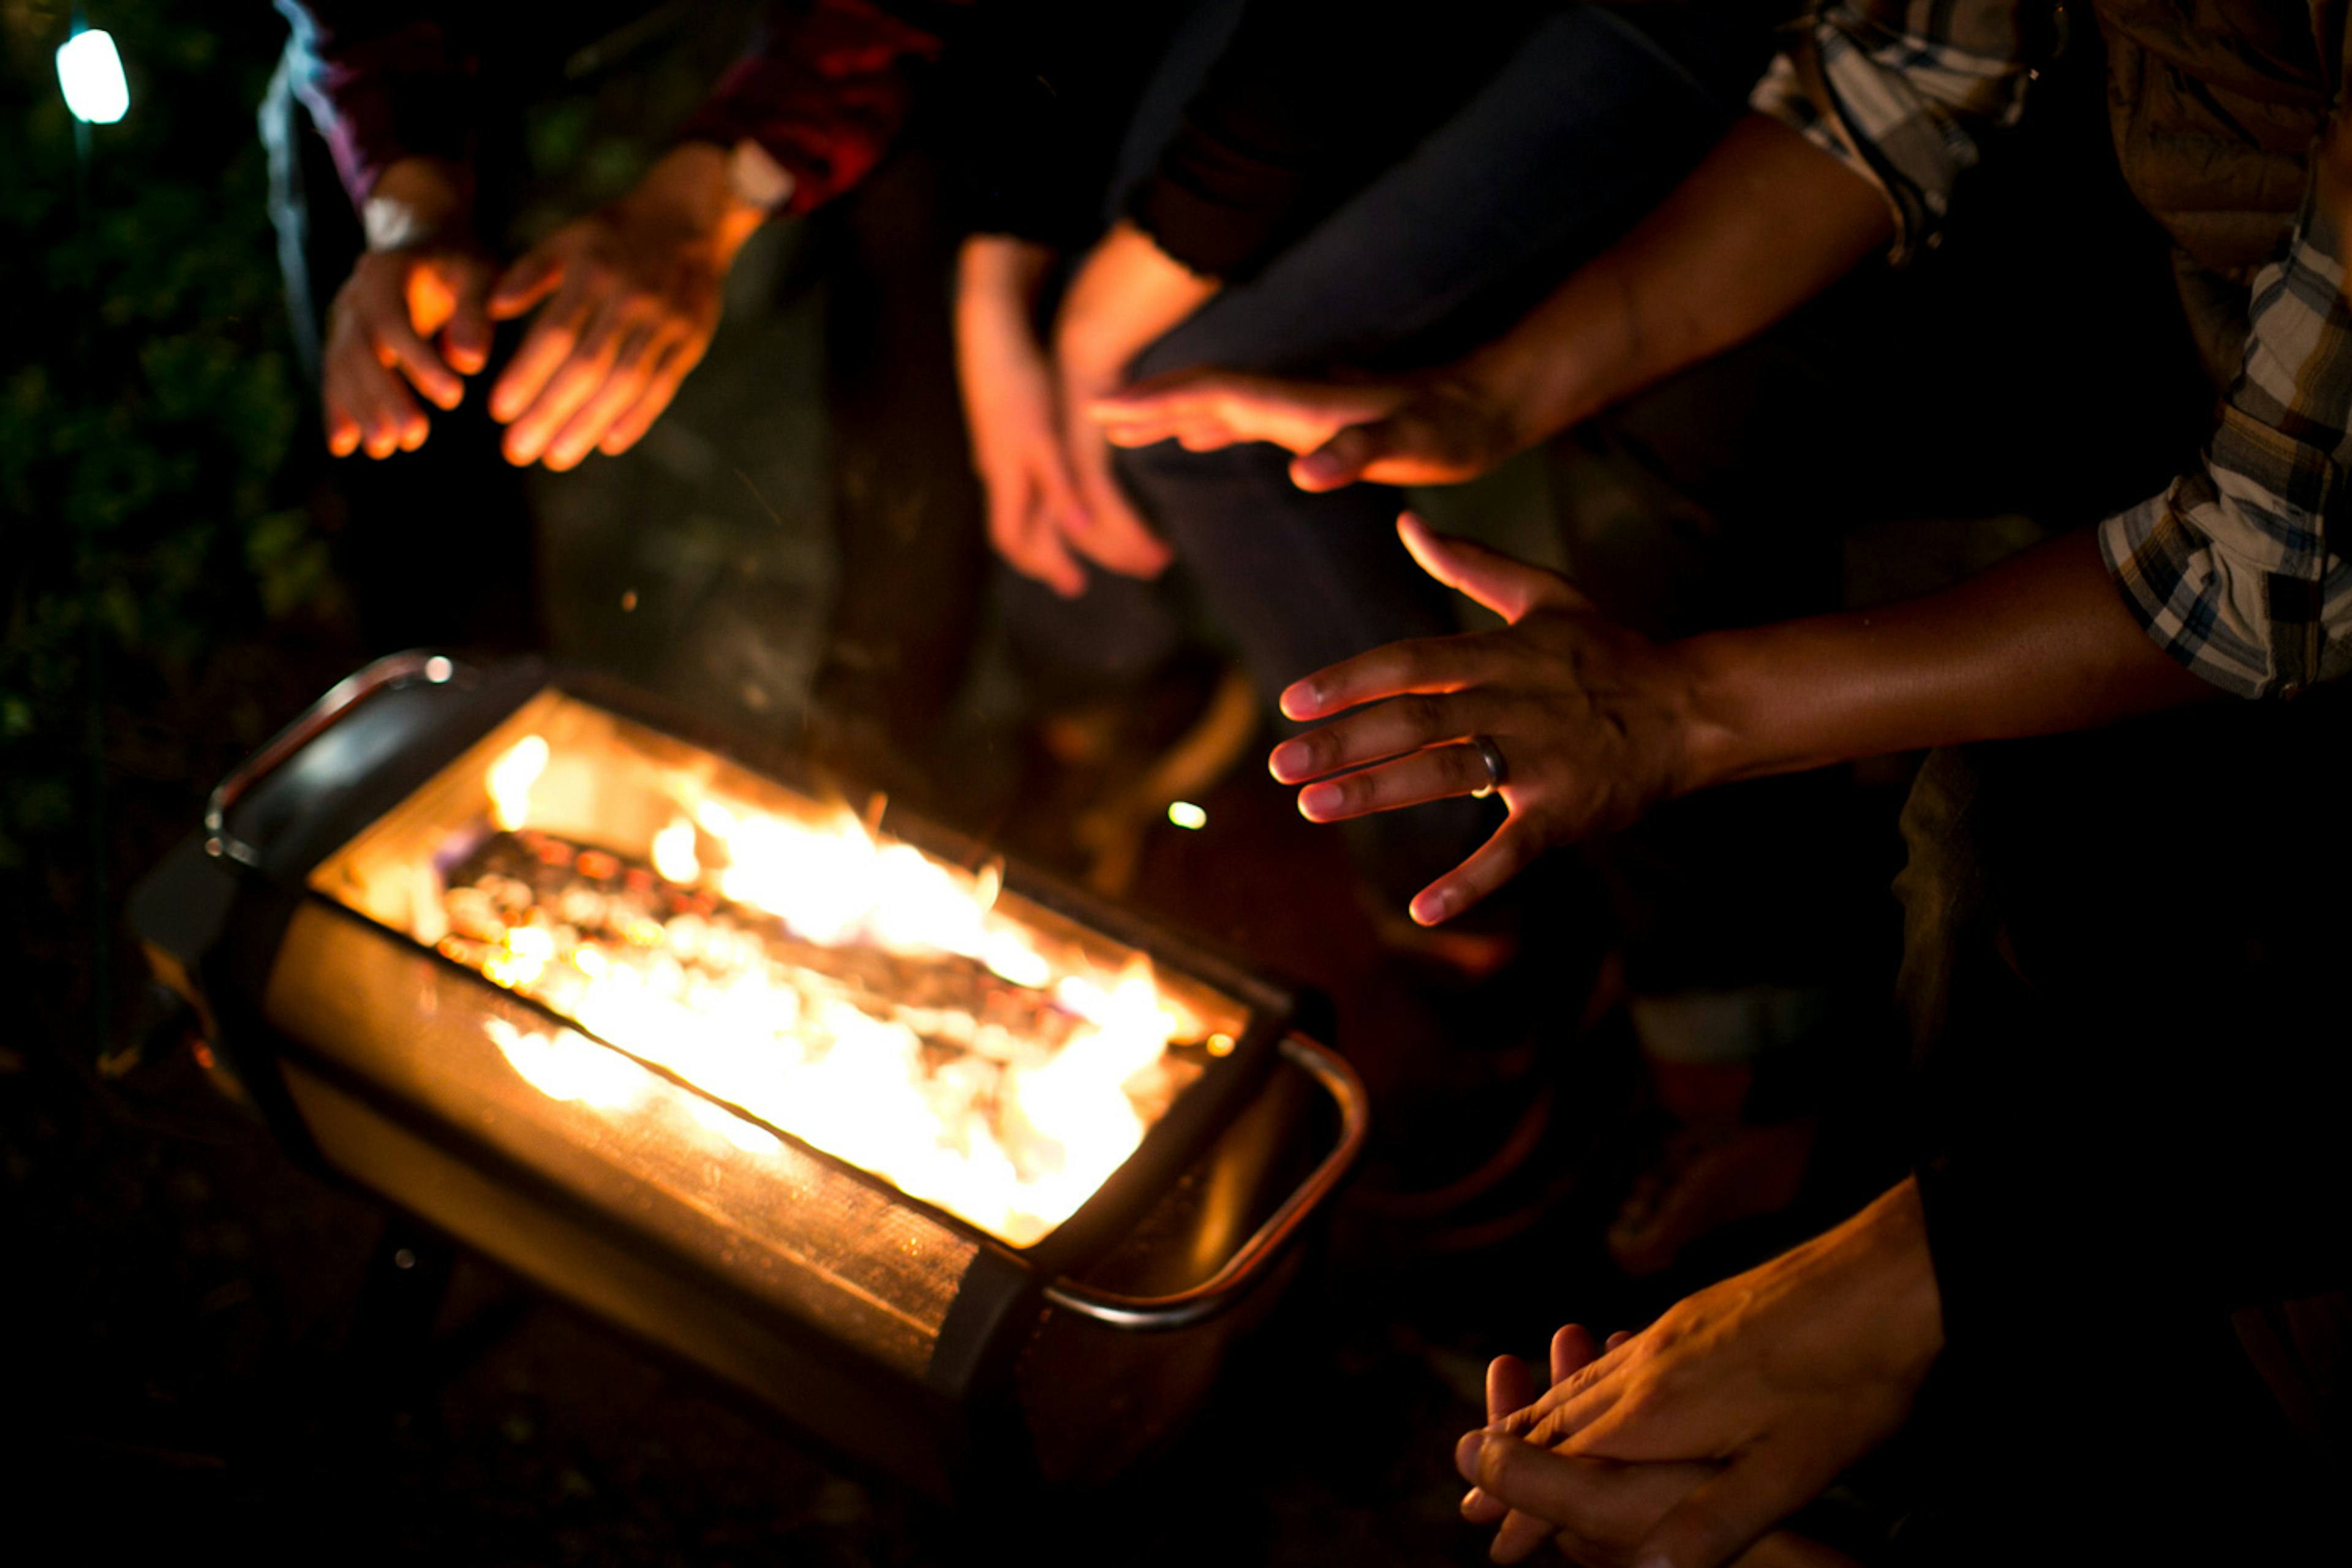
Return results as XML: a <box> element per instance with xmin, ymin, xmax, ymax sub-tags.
<box><xmin>132</xmin><ymin>653</ymin><xmax>1363</xmax><ymax>1499</ymax></box>
<box><xmin>312</xmin><ymin>685</ymin><xmax>1242</xmax><ymax>1250</ymax></box>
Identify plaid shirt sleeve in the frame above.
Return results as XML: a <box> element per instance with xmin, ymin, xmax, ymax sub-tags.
<box><xmin>1749</xmin><ymin>0</ymin><xmax>2037</xmax><ymax>262</ymax></box>
<box><xmin>2100</xmin><ymin>192</ymin><xmax>2352</xmax><ymax>698</ymax></box>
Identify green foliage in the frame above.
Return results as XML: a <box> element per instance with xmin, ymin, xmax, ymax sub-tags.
<box><xmin>0</xmin><ymin>1</ymin><xmax>328</xmax><ymax>873</ymax></box>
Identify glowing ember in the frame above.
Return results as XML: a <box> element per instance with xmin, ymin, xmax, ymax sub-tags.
<box><xmin>429</xmin><ymin>733</ymin><xmax>1209</xmax><ymax>1246</ymax></box>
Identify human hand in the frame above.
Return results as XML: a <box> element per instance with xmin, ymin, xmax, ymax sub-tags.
<box><xmin>323</xmin><ymin>158</ymin><xmax>494</xmax><ymax>459</ymax></box>
<box><xmin>1480</xmin><ymin>1182</ymin><xmax>1942</xmax><ymax>1568</ymax></box>
<box><xmin>1044</xmin><ymin>222</ymin><xmax>1220</xmax><ymax>581</ymax></box>
<box><xmin>1268</xmin><ymin>513</ymin><xmax>1700</xmax><ymax>925</ymax></box>
<box><xmin>1090</xmin><ymin>366</ymin><xmax>1523</xmax><ymax>492</ymax></box>
<box><xmin>486</xmin><ymin>143</ymin><xmax>764</xmax><ymax>470</ymax></box>
<box><xmin>1461</xmin><ymin>1329</ymin><xmax>1855</xmax><ymax>1568</ymax></box>
<box><xmin>954</xmin><ymin>236</ymin><xmax>1090</xmax><ymax>596</ymax></box>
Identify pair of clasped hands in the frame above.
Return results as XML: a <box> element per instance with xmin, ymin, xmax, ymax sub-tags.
<box><xmin>325</xmin><ymin>145</ymin><xmax>763</xmax><ymax>471</ymax></box>
<box><xmin>1447</xmin><ymin>1182</ymin><xmax>1942</xmax><ymax>1568</ymax></box>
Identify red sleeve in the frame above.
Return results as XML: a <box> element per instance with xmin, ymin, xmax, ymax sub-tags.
<box><xmin>677</xmin><ymin>0</ymin><xmax>949</xmax><ymax>216</ymax></box>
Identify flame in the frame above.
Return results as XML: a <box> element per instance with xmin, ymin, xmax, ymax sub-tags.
<box><xmin>457</xmin><ymin>734</ymin><xmax>1208</xmax><ymax>1246</ymax></box>
<box><xmin>486</xmin><ymin>734</ymin><xmax>549</xmax><ymax>832</ymax></box>
<box><xmin>650</xmin><ymin>815</ymin><xmax>701</xmax><ymax>884</ymax></box>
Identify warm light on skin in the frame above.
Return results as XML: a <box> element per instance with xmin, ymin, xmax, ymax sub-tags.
<box><xmin>1167</xmin><ymin>801</ymin><xmax>1207</xmax><ymax>830</ymax></box>
<box><xmin>56</xmin><ymin>30</ymin><xmax>129</xmax><ymax>125</ymax></box>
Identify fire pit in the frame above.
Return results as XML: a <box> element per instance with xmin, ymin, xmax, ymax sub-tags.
<box><xmin>132</xmin><ymin>652</ymin><xmax>1363</xmax><ymax>1499</ymax></box>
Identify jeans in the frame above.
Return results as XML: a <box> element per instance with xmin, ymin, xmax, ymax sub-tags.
<box><xmin>1885</xmin><ymin>690</ymin><xmax>2350</xmax><ymax>1558</ymax></box>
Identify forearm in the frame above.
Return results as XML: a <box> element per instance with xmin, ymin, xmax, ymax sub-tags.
<box><xmin>1054</xmin><ymin>221</ymin><xmax>1221</xmax><ymax>384</ymax></box>
<box><xmin>955</xmin><ymin>236</ymin><xmax>1057</xmax><ymax>402</ymax></box>
<box><xmin>1670</xmin><ymin>530</ymin><xmax>2220</xmax><ymax>793</ymax></box>
<box><xmin>1461</xmin><ymin>115</ymin><xmax>1894</xmax><ymax>444</ymax></box>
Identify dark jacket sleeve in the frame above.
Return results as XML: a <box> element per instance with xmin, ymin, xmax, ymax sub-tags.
<box><xmin>273</xmin><ymin>0</ymin><xmax>478</xmax><ymax>211</ymax></box>
<box><xmin>1894</xmin><ymin>717</ymin><xmax>2352</xmax><ymax>1379</ymax></box>
<box><xmin>676</xmin><ymin>0</ymin><xmax>950</xmax><ymax>216</ymax></box>
<box><xmin>1130</xmin><ymin>0</ymin><xmax>1548</xmax><ymax>279</ymax></box>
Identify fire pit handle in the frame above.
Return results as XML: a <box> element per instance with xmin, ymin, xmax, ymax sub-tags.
<box><xmin>1042</xmin><ymin>1031</ymin><xmax>1367</xmax><ymax>1333</ymax></box>
<box><xmin>205</xmin><ymin>650</ymin><xmax>465</xmax><ymax>869</ymax></box>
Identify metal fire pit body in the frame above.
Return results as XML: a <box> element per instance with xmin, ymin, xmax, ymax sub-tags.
<box><xmin>132</xmin><ymin>653</ymin><xmax>1365</xmax><ymax>1501</ymax></box>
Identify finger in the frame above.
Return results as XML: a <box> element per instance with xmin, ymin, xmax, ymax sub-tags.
<box><xmin>489</xmin><ymin>248</ymin><xmax>564</xmax><ymax>320</ymax></box>
<box><xmin>1513</xmin><ymin>1347</ymin><xmax>1637</xmax><ymax>1449</ymax></box>
<box><xmin>1272</xmin><ymin>693</ymin><xmax>1485</xmax><ymax>785</ymax></box>
<box><xmin>336</xmin><ymin>356</ymin><xmax>424</xmax><ymax>458</ymax></box>
<box><xmin>1065</xmin><ymin>475</ymin><xmax>1174</xmax><ymax>579</ymax></box>
<box><xmin>1029</xmin><ymin>429</ymin><xmax>1091</xmax><ymax>540</ymax></box>
<box><xmin>489</xmin><ymin>279</ymin><xmax>594</xmax><ymax>425</ymax></box>
<box><xmin>1489</xmin><ymin>1354</ymin><xmax>1542</xmax><ymax>1427</ymax></box>
<box><xmin>1464</xmin><ymin>1351</ymin><xmax>1550</xmax><ymax>1538</ymax></box>
<box><xmin>1091</xmin><ymin>369</ymin><xmax>1396</xmax><ymax>455</ymax></box>
<box><xmin>1607</xmin><ymin>1332</ymin><xmax>1634</xmax><ymax>1352</ymax></box>
<box><xmin>1276</xmin><ymin>633</ymin><xmax>1493</xmax><ymax>726</ymax></box>
<box><xmin>323</xmin><ymin>384</ymin><xmax>363</xmax><ymax>458</ymax></box>
<box><xmin>1409</xmin><ymin>814</ymin><xmax>1549</xmax><ymax>927</ymax></box>
<box><xmin>1632</xmin><ymin>1463</ymin><xmax>1800</xmax><ymax>1568</ymax></box>
<box><xmin>1294</xmin><ymin>742</ymin><xmax>1500</xmax><ymax>824</ymax></box>
<box><xmin>1099</xmin><ymin>410</ymin><xmax>1234</xmax><ymax>450</ymax></box>
<box><xmin>1469</xmin><ymin>1438</ymin><xmax>1622</xmax><ymax>1566</ymax></box>
<box><xmin>989</xmin><ymin>478</ymin><xmax>1088</xmax><ymax>599</ymax></box>
<box><xmin>598</xmin><ymin>333</ymin><xmax>707</xmax><ymax>456</ymax></box>
<box><xmin>502</xmin><ymin>306</ymin><xmax>625</xmax><ymax>466</ymax></box>
<box><xmin>1552</xmin><ymin>1325</ymin><xmax>1604</xmax><ymax>1389</ymax></box>
<box><xmin>374</xmin><ymin>310</ymin><xmax>465</xmax><ymax>411</ymax></box>
<box><xmin>543</xmin><ymin>325</ymin><xmax>663</xmax><ymax>470</ymax></box>
<box><xmin>439</xmin><ymin>262</ymin><xmax>495</xmax><ymax>375</ymax></box>
<box><xmin>1291</xmin><ymin>421</ymin><xmax>1392</xmax><ymax>491</ymax></box>
<box><xmin>1398</xmin><ymin>512</ymin><xmax>1591</xmax><ymax>622</ymax></box>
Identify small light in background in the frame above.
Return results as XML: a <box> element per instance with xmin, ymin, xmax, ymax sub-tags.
<box><xmin>56</xmin><ymin>29</ymin><xmax>129</xmax><ymax>126</ymax></box>
<box><xmin>620</xmin><ymin>589</ymin><xmax>638</xmax><ymax>612</ymax></box>
<box><xmin>1166</xmin><ymin>801</ymin><xmax>1207</xmax><ymax>831</ymax></box>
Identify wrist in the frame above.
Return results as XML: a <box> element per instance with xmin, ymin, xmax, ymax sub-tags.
<box><xmin>1455</xmin><ymin>318</ymin><xmax>1607</xmax><ymax>450</ymax></box>
<box><xmin>1847</xmin><ymin>1178</ymin><xmax>1945</xmax><ymax>1378</ymax></box>
<box><xmin>1652</xmin><ymin>630</ymin><xmax>1755</xmax><ymax>798</ymax></box>
<box><xmin>959</xmin><ymin>235</ymin><xmax>1058</xmax><ymax>308</ymax></box>
<box><xmin>1054</xmin><ymin>221</ymin><xmax>1217</xmax><ymax>383</ymax></box>
<box><xmin>363</xmin><ymin>157</ymin><xmax>474</xmax><ymax>252</ymax></box>
<box><xmin>621</xmin><ymin>142</ymin><xmax>766</xmax><ymax>269</ymax></box>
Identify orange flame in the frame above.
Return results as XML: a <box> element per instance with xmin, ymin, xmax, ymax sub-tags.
<box><xmin>464</xmin><ymin>734</ymin><xmax>1202</xmax><ymax>1246</ymax></box>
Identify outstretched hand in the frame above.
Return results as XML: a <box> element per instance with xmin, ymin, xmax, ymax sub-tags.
<box><xmin>322</xmin><ymin>159</ymin><xmax>494</xmax><ymax>459</ymax></box>
<box><xmin>1090</xmin><ymin>368</ymin><xmax>1522</xmax><ymax>492</ymax></box>
<box><xmin>1268</xmin><ymin>514</ymin><xmax>1697</xmax><ymax>924</ymax></box>
<box><xmin>485</xmin><ymin>144</ymin><xmax>761</xmax><ymax>470</ymax></box>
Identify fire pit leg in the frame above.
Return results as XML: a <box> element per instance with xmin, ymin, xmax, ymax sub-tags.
<box><xmin>335</xmin><ymin>1218</ymin><xmax>457</xmax><ymax>1430</ymax></box>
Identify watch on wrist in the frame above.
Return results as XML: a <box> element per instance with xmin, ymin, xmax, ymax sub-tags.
<box><xmin>726</xmin><ymin>138</ymin><xmax>797</xmax><ymax>217</ymax></box>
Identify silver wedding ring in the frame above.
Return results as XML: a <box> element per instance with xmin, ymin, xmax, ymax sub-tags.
<box><xmin>1468</xmin><ymin>735</ymin><xmax>1508</xmax><ymax>798</ymax></box>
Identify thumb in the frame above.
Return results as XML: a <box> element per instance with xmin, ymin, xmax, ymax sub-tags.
<box><xmin>1628</xmin><ymin>1460</ymin><xmax>1794</xmax><ymax>1568</ymax></box>
<box><xmin>1396</xmin><ymin>511</ymin><xmax>1591</xmax><ymax>624</ymax></box>
<box><xmin>440</xmin><ymin>257</ymin><xmax>495</xmax><ymax>375</ymax></box>
<box><xmin>489</xmin><ymin>248</ymin><xmax>563</xmax><ymax>319</ymax></box>
<box><xmin>1290</xmin><ymin>420</ymin><xmax>1393</xmax><ymax>491</ymax></box>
